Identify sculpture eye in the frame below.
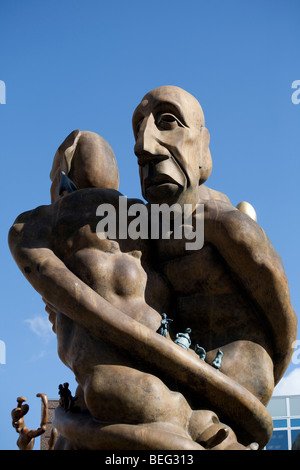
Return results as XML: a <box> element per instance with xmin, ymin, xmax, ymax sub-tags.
<box><xmin>156</xmin><ymin>113</ymin><xmax>182</xmax><ymax>130</ymax></box>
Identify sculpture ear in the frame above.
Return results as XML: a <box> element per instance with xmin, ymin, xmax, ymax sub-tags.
<box><xmin>199</xmin><ymin>127</ymin><xmax>212</xmax><ymax>185</ymax></box>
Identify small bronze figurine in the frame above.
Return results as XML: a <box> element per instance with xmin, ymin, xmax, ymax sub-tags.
<box><xmin>174</xmin><ymin>328</ymin><xmax>192</xmax><ymax>350</ymax></box>
<box><xmin>11</xmin><ymin>394</ymin><xmax>48</xmax><ymax>450</ymax></box>
<box><xmin>212</xmin><ymin>349</ymin><xmax>223</xmax><ymax>370</ymax></box>
<box><xmin>156</xmin><ymin>313</ymin><xmax>173</xmax><ymax>338</ymax></box>
<box><xmin>58</xmin><ymin>383</ymin><xmax>78</xmax><ymax>412</ymax></box>
<box><xmin>195</xmin><ymin>344</ymin><xmax>206</xmax><ymax>361</ymax></box>
<box><xmin>195</xmin><ymin>345</ymin><xmax>223</xmax><ymax>370</ymax></box>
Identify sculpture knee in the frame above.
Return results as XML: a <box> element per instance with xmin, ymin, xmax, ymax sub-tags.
<box><xmin>83</xmin><ymin>366</ymin><xmax>191</xmax><ymax>427</ymax></box>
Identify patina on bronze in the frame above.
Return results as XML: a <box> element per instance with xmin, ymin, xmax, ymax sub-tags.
<box><xmin>8</xmin><ymin>87</ymin><xmax>297</xmax><ymax>450</ymax></box>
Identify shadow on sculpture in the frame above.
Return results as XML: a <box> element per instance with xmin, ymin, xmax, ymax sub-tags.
<box><xmin>8</xmin><ymin>86</ymin><xmax>297</xmax><ymax>450</ymax></box>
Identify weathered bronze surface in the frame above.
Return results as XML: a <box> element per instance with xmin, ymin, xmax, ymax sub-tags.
<box><xmin>8</xmin><ymin>87</ymin><xmax>297</xmax><ymax>450</ymax></box>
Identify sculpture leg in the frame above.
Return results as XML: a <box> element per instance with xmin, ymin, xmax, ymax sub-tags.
<box><xmin>53</xmin><ymin>406</ymin><xmax>205</xmax><ymax>450</ymax></box>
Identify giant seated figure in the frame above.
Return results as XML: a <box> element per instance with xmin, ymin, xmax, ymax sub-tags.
<box><xmin>8</xmin><ymin>86</ymin><xmax>297</xmax><ymax>450</ymax></box>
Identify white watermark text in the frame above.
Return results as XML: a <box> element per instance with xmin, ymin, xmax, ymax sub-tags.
<box><xmin>0</xmin><ymin>80</ymin><xmax>6</xmax><ymax>104</ymax></box>
<box><xmin>96</xmin><ymin>197</ymin><xmax>204</xmax><ymax>250</ymax></box>
<box><xmin>0</xmin><ymin>340</ymin><xmax>6</xmax><ymax>364</ymax></box>
<box><xmin>291</xmin><ymin>80</ymin><xmax>300</xmax><ymax>105</ymax></box>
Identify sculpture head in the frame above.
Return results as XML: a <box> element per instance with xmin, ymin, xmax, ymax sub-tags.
<box><xmin>11</xmin><ymin>397</ymin><xmax>29</xmax><ymax>432</ymax></box>
<box><xmin>132</xmin><ymin>86</ymin><xmax>212</xmax><ymax>208</ymax></box>
<box><xmin>50</xmin><ymin>130</ymin><xmax>120</xmax><ymax>202</ymax></box>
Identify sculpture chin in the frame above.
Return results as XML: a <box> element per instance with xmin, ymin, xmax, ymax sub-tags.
<box><xmin>145</xmin><ymin>183</ymin><xmax>182</xmax><ymax>204</ymax></box>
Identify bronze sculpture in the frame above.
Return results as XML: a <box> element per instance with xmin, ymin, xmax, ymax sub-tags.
<box><xmin>8</xmin><ymin>86</ymin><xmax>297</xmax><ymax>450</ymax></box>
<box><xmin>156</xmin><ymin>313</ymin><xmax>173</xmax><ymax>337</ymax></box>
<box><xmin>11</xmin><ymin>394</ymin><xmax>48</xmax><ymax>450</ymax></box>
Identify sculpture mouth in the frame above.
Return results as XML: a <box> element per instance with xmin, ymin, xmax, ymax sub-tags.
<box><xmin>144</xmin><ymin>174</ymin><xmax>179</xmax><ymax>191</ymax></box>
<box><xmin>144</xmin><ymin>176</ymin><xmax>182</xmax><ymax>204</ymax></box>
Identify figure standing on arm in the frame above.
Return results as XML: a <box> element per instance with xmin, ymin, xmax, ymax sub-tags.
<box><xmin>156</xmin><ymin>313</ymin><xmax>173</xmax><ymax>338</ymax></box>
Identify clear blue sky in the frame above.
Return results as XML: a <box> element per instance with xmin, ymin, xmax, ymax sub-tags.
<box><xmin>1</xmin><ymin>0</ymin><xmax>299</xmax><ymax>450</ymax></box>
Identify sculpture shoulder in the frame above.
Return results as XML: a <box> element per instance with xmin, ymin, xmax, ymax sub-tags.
<box><xmin>12</xmin><ymin>204</ymin><xmax>54</xmax><ymax>224</ymax></box>
<box><xmin>199</xmin><ymin>185</ymin><xmax>257</xmax><ymax>224</ymax></box>
<box><xmin>198</xmin><ymin>186</ymin><xmax>287</xmax><ymax>274</ymax></box>
<box><xmin>9</xmin><ymin>203</ymin><xmax>56</xmax><ymax>252</ymax></box>
<box><xmin>12</xmin><ymin>202</ymin><xmax>58</xmax><ymax>232</ymax></box>
<box><xmin>198</xmin><ymin>185</ymin><xmax>232</xmax><ymax>204</ymax></box>
<box><xmin>56</xmin><ymin>187</ymin><xmax>129</xmax><ymax>212</ymax></box>
<box><xmin>199</xmin><ymin>185</ymin><xmax>259</xmax><ymax>231</ymax></box>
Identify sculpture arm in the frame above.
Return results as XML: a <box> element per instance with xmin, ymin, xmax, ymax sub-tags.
<box><xmin>203</xmin><ymin>198</ymin><xmax>297</xmax><ymax>383</ymax></box>
<box><xmin>8</xmin><ymin>208</ymin><xmax>131</xmax><ymax>345</ymax></box>
<box><xmin>37</xmin><ymin>393</ymin><xmax>48</xmax><ymax>432</ymax></box>
<box><xmin>8</xmin><ymin>205</ymin><xmax>171</xmax><ymax>356</ymax></box>
<box><xmin>26</xmin><ymin>393</ymin><xmax>48</xmax><ymax>439</ymax></box>
<box><xmin>8</xmin><ymin>205</ymin><xmax>273</xmax><ymax>447</ymax></box>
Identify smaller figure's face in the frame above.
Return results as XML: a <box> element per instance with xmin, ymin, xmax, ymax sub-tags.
<box><xmin>132</xmin><ymin>86</ymin><xmax>205</xmax><ymax>208</ymax></box>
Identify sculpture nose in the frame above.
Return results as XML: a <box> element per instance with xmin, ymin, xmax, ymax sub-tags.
<box><xmin>134</xmin><ymin>115</ymin><xmax>167</xmax><ymax>166</ymax></box>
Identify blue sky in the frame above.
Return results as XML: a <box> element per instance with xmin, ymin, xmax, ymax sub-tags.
<box><xmin>0</xmin><ymin>0</ymin><xmax>299</xmax><ymax>450</ymax></box>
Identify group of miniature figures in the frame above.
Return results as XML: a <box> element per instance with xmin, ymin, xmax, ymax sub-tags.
<box><xmin>157</xmin><ymin>313</ymin><xmax>223</xmax><ymax>370</ymax></box>
<box><xmin>58</xmin><ymin>382</ymin><xmax>78</xmax><ymax>413</ymax></box>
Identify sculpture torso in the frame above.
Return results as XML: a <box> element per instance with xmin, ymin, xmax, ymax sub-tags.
<box><xmin>52</xmin><ymin>188</ymin><xmax>275</xmax><ymax>408</ymax></box>
<box><xmin>51</xmin><ymin>189</ymin><xmax>175</xmax><ymax>422</ymax></box>
<box><xmin>156</xmin><ymin>237</ymin><xmax>274</xmax><ymax>404</ymax></box>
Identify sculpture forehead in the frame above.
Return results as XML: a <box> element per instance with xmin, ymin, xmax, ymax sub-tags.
<box><xmin>134</xmin><ymin>86</ymin><xmax>205</xmax><ymax>127</ymax></box>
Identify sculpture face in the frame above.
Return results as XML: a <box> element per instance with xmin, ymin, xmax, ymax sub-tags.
<box><xmin>132</xmin><ymin>86</ymin><xmax>207</xmax><ymax>208</ymax></box>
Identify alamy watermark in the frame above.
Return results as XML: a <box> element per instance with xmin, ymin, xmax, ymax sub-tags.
<box><xmin>0</xmin><ymin>340</ymin><xmax>6</xmax><ymax>364</ymax></box>
<box><xmin>291</xmin><ymin>80</ymin><xmax>300</xmax><ymax>105</ymax></box>
<box><xmin>96</xmin><ymin>196</ymin><xmax>204</xmax><ymax>251</ymax></box>
<box><xmin>292</xmin><ymin>340</ymin><xmax>300</xmax><ymax>365</ymax></box>
<box><xmin>0</xmin><ymin>80</ymin><xmax>6</xmax><ymax>104</ymax></box>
